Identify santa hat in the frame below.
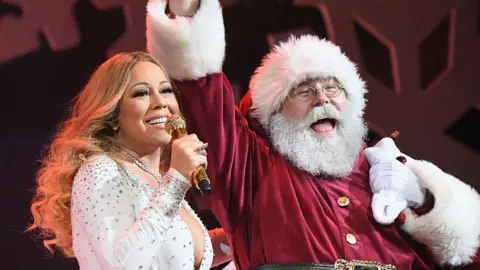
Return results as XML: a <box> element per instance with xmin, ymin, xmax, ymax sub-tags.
<box><xmin>249</xmin><ymin>35</ymin><xmax>367</xmax><ymax>128</ymax></box>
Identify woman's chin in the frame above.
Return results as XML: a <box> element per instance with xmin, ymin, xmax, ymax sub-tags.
<box><xmin>147</xmin><ymin>132</ymin><xmax>172</xmax><ymax>148</ymax></box>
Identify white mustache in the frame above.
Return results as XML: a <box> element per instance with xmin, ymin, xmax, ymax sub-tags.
<box><xmin>304</xmin><ymin>104</ymin><xmax>341</xmax><ymax>125</ymax></box>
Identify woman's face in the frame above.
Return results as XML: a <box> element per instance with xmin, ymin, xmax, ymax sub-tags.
<box><xmin>116</xmin><ymin>61</ymin><xmax>180</xmax><ymax>151</ymax></box>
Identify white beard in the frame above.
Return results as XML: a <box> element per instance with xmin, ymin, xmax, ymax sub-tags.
<box><xmin>269</xmin><ymin>103</ymin><xmax>367</xmax><ymax>178</ymax></box>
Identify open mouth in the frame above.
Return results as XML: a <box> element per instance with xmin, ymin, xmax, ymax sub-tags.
<box><xmin>146</xmin><ymin>116</ymin><xmax>168</xmax><ymax>128</ymax></box>
<box><xmin>310</xmin><ymin>118</ymin><xmax>337</xmax><ymax>135</ymax></box>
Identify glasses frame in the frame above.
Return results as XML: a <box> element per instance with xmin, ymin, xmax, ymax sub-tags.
<box><xmin>289</xmin><ymin>83</ymin><xmax>346</xmax><ymax>102</ymax></box>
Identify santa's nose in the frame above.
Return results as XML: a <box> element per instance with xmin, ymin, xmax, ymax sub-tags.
<box><xmin>312</xmin><ymin>91</ymin><xmax>330</xmax><ymax>106</ymax></box>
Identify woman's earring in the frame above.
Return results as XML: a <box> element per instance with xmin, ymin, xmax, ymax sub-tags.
<box><xmin>112</xmin><ymin>124</ymin><xmax>119</xmax><ymax>131</ymax></box>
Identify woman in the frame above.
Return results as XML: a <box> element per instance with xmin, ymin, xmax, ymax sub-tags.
<box><xmin>28</xmin><ymin>52</ymin><xmax>232</xmax><ymax>269</ymax></box>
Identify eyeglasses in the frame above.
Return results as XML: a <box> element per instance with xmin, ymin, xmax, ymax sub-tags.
<box><xmin>288</xmin><ymin>83</ymin><xmax>345</xmax><ymax>102</ymax></box>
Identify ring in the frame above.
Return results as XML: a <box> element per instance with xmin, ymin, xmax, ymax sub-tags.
<box><xmin>396</xmin><ymin>156</ymin><xmax>407</xmax><ymax>164</ymax></box>
<box><xmin>195</xmin><ymin>143</ymin><xmax>208</xmax><ymax>156</ymax></box>
<box><xmin>196</xmin><ymin>149</ymin><xmax>208</xmax><ymax>156</ymax></box>
<box><xmin>196</xmin><ymin>142</ymin><xmax>208</xmax><ymax>151</ymax></box>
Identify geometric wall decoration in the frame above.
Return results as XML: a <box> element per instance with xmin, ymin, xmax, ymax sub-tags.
<box><xmin>419</xmin><ymin>9</ymin><xmax>455</xmax><ymax>92</ymax></box>
<box><xmin>354</xmin><ymin>16</ymin><xmax>397</xmax><ymax>93</ymax></box>
<box><xmin>90</xmin><ymin>0</ymin><xmax>148</xmax><ymax>56</ymax></box>
<box><xmin>0</xmin><ymin>0</ymin><xmax>126</xmax><ymax>135</ymax></box>
<box><xmin>0</xmin><ymin>0</ymin><xmax>81</xmax><ymax>62</ymax></box>
<box><xmin>445</xmin><ymin>105</ymin><xmax>480</xmax><ymax>153</ymax></box>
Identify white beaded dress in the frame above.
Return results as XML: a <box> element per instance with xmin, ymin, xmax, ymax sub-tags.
<box><xmin>71</xmin><ymin>155</ymin><xmax>213</xmax><ymax>270</ymax></box>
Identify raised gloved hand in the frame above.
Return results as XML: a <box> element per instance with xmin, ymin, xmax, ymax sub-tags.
<box><xmin>364</xmin><ymin>137</ymin><xmax>426</xmax><ymax>225</ymax></box>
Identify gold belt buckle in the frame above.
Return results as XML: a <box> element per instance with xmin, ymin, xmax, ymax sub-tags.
<box><xmin>334</xmin><ymin>259</ymin><xmax>396</xmax><ymax>270</ymax></box>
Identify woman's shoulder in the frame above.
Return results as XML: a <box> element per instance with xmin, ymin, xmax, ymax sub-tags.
<box><xmin>71</xmin><ymin>155</ymin><xmax>129</xmax><ymax>213</ymax></box>
<box><xmin>75</xmin><ymin>154</ymin><xmax>123</xmax><ymax>182</ymax></box>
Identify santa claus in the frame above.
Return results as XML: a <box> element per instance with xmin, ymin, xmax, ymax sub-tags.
<box><xmin>146</xmin><ymin>0</ymin><xmax>480</xmax><ymax>269</ymax></box>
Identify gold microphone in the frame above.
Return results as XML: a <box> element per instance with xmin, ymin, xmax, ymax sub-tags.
<box><xmin>165</xmin><ymin>116</ymin><xmax>212</xmax><ymax>196</ymax></box>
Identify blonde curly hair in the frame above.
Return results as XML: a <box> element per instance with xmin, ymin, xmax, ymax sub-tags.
<box><xmin>27</xmin><ymin>51</ymin><xmax>172</xmax><ymax>257</ymax></box>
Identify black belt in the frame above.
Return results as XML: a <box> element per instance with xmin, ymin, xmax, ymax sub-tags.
<box><xmin>249</xmin><ymin>263</ymin><xmax>334</xmax><ymax>270</ymax></box>
<box><xmin>249</xmin><ymin>260</ymin><xmax>396</xmax><ymax>270</ymax></box>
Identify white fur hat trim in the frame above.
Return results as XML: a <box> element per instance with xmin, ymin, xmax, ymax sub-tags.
<box><xmin>249</xmin><ymin>35</ymin><xmax>367</xmax><ymax>127</ymax></box>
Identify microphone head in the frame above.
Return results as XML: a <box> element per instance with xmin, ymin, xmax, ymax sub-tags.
<box><xmin>165</xmin><ymin>115</ymin><xmax>186</xmax><ymax>134</ymax></box>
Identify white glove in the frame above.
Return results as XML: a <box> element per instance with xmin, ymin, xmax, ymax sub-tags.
<box><xmin>364</xmin><ymin>138</ymin><xmax>426</xmax><ymax>224</ymax></box>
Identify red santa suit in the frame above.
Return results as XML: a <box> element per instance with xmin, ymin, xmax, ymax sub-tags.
<box><xmin>145</xmin><ymin>0</ymin><xmax>480</xmax><ymax>269</ymax></box>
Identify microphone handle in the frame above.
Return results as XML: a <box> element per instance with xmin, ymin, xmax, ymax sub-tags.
<box><xmin>172</xmin><ymin>128</ymin><xmax>211</xmax><ymax>196</ymax></box>
<box><xmin>192</xmin><ymin>167</ymin><xmax>212</xmax><ymax>196</ymax></box>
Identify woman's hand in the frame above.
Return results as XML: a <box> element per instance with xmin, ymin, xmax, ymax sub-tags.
<box><xmin>168</xmin><ymin>0</ymin><xmax>200</xmax><ymax>17</ymax></box>
<box><xmin>169</xmin><ymin>134</ymin><xmax>207</xmax><ymax>182</ymax></box>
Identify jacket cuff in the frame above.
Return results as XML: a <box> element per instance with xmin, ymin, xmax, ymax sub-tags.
<box><xmin>413</xmin><ymin>189</ymin><xmax>435</xmax><ymax>215</ymax></box>
<box><xmin>400</xmin><ymin>160</ymin><xmax>480</xmax><ymax>266</ymax></box>
<box><xmin>146</xmin><ymin>0</ymin><xmax>226</xmax><ymax>81</ymax></box>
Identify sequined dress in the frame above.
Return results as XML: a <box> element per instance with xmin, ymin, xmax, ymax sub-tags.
<box><xmin>71</xmin><ymin>155</ymin><xmax>213</xmax><ymax>270</ymax></box>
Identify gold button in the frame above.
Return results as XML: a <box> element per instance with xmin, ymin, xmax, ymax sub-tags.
<box><xmin>346</xmin><ymin>233</ymin><xmax>357</xmax><ymax>245</ymax></box>
<box><xmin>337</xmin><ymin>197</ymin><xmax>350</xmax><ymax>207</ymax></box>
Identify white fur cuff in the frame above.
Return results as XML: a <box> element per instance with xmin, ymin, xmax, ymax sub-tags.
<box><xmin>401</xmin><ymin>160</ymin><xmax>480</xmax><ymax>266</ymax></box>
<box><xmin>146</xmin><ymin>0</ymin><xmax>226</xmax><ymax>80</ymax></box>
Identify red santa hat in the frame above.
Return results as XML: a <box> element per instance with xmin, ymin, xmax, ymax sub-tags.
<box><xmin>249</xmin><ymin>35</ymin><xmax>367</xmax><ymax>128</ymax></box>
